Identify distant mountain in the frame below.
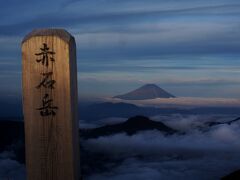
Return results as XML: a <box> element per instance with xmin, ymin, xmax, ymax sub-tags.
<box><xmin>79</xmin><ymin>102</ymin><xmax>187</xmax><ymax>121</ymax></box>
<box><xmin>113</xmin><ymin>84</ymin><xmax>175</xmax><ymax>100</ymax></box>
<box><xmin>79</xmin><ymin>102</ymin><xmax>148</xmax><ymax>121</ymax></box>
<box><xmin>81</xmin><ymin>116</ymin><xmax>178</xmax><ymax>139</ymax></box>
<box><xmin>79</xmin><ymin>102</ymin><xmax>240</xmax><ymax>121</ymax></box>
<box><xmin>206</xmin><ymin>117</ymin><xmax>240</xmax><ymax>127</ymax></box>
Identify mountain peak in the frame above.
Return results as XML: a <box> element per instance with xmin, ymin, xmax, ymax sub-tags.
<box><xmin>143</xmin><ymin>84</ymin><xmax>159</xmax><ymax>88</ymax></box>
<box><xmin>81</xmin><ymin>115</ymin><xmax>177</xmax><ymax>139</ymax></box>
<box><xmin>114</xmin><ymin>84</ymin><xmax>175</xmax><ymax>100</ymax></box>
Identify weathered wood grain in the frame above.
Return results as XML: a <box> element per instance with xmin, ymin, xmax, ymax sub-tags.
<box><xmin>22</xmin><ymin>29</ymin><xmax>80</xmax><ymax>180</ymax></box>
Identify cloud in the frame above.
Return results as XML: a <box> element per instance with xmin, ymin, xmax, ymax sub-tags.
<box><xmin>63</xmin><ymin>1</ymin><xmax>240</xmax><ymax>17</ymax></box>
<box><xmin>108</xmin><ymin>97</ymin><xmax>240</xmax><ymax>108</ymax></box>
<box><xmin>82</xmin><ymin>114</ymin><xmax>240</xmax><ymax>180</ymax></box>
<box><xmin>1</xmin><ymin>0</ymin><xmax>240</xmax><ymax>99</ymax></box>
<box><xmin>210</xmin><ymin>124</ymin><xmax>240</xmax><ymax>144</ymax></box>
<box><xmin>73</xmin><ymin>20</ymin><xmax>240</xmax><ymax>55</ymax></box>
<box><xmin>0</xmin><ymin>159</ymin><xmax>25</xmax><ymax>180</ymax></box>
<box><xmin>1</xmin><ymin>1</ymin><xmax>240</xmax><ymax>48</ymax></box>
<box><xmin>87</xmin><ymin>155</ymin><xmax>240</xmax><ymax>180</ymax></box>
<box><xmin>78</xmin><ymin>73</ymin><xmax>240</xmax><ymax>86</ymax></box>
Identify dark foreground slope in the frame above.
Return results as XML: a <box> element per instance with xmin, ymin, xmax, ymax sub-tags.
<box><xmin>222</xmin><ymin>169</ymin><xmax>240</xmax><ymax>180</ymax></box>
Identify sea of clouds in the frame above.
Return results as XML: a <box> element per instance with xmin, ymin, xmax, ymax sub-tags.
<box><xmin>0</xmin><ymin>114</ymin><xmax>240</xmax><ymax>180</ymax></box>
<box><xmin>82</xmin><ymin>114</ymin><xmax>240</xmax><ymax>180</ymax></box>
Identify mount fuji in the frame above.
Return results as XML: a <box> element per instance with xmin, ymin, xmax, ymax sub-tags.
<box><xmin>114</xmin><ymin>84</ymin><xmax>175</xmax><ymax>100</ymax></box>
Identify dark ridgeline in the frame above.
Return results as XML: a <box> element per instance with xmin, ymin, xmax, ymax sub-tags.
<box><xmin>79</xmin><ymin>102</ymin><xmax>240</xmax><ymax>121</ymax></box>
<box><xmin>113</xmin><ymin>84</ymin><xmax>175</xmax><ymax>100</ymax></box>
<box><xmin>79</xmin><ymin>102</ymin><xmax>187</xmax><ymax>121</ymax></box>
<box><xmin>79</xmin><ymin>102</ymin><xmax>151</xmax><ymax>121</ymax></box>
<box><xmin>81</xmin><ymin>116</ymin><xmax>178</xmax><ymax>139</ymax></box>
<box><xmin>206</xmin><ymin>117</ymin><xmax>240</xmax><ymax>127</ymax></box>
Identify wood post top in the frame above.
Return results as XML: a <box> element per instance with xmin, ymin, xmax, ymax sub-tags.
<box><xmin>22</xmin><ymin>28</ymin><xmax>75</xmax><ymax>44</ymax></box>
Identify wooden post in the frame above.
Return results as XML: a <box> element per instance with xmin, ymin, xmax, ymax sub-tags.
<box><xmin>22</xmin><ymin>29</ymin><xmax>80</xmax><ymax>180</ymax></box>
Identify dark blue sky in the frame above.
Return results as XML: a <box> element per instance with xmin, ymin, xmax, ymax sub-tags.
<box><xmin>1</xmin><ymin>0</ymin><xmax>240</xmax><ymax>98</ymax></box>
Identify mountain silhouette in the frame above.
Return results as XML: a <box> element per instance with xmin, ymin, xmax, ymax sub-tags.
<box><xmin>79</xmin><ymin>102</ymin><xmax>240</xmax><ymax>121</ymax></box>
<box><xmin>113</xmin><ymin>84</ymin><xmax>175</xmax><ymax>100</ymax></box>
<box><xmin>206</xmin><ymin>117</ymin><xmax>240</xmax><ymax>127</ymax></box>
<box><xmin>81</xmin><ymin>116</ymin><xmax>178</xmax><ymax>139</ymax></box>
<box><xmin>79</xmin><ymin>102</ymin><xmax>150</xmax><ymax>121</ymax></box>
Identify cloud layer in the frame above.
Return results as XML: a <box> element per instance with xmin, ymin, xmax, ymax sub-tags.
<box><xmin>82</xmin><ymin>114</ymin><xmax>240</xmax><ymax>180</ymax></box>
<box><xmin>108</xmin><ymin>97</ymin><xmax>240</xmax><ymax>108</ymax></box>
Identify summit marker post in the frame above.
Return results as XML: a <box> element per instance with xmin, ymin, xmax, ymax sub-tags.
<box><xmin>22</xmin><ymin>29</ymin><xmax>80</xmax><ymax>180</ymax></box>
